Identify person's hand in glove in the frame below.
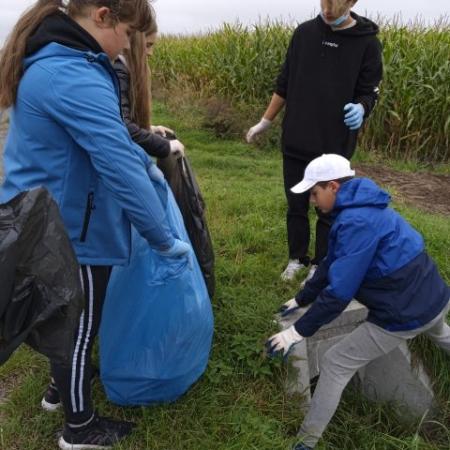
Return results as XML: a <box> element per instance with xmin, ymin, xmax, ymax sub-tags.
<box><xmin>169</xmin><ymin>139</ymin><xmax>185</xmax><ymax>159</ymax></box>
<box><xmin>155</xmin><ymin>239</ymin><xmax>193</xmax><ymax>268</ymax></box>
<box><xmin>266</xmin><ymin>325</ymin><xmax>304</xmax><ymax>358</ymax></box>
<box><xmin>246</xmin><ymin>118</ymin><xmax>272</xmax><ymax>143</ymax></box>
<box><xmin>278</xmin><ymin>298</ymin><xmax>300</xmax><ymax>317</ymax></box>
<box><xmin>344</xmin><ymin>103</ymin><xmax>365</xmax><ymax>130</ymax></box>
<box><xmin>151</xmin><ymin>125</ymin><xmax>174</xmax><ymax>137</ymax></box>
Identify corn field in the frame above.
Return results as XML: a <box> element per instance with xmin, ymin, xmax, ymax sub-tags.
<box><xmin>152</xmin><ymin>19</ymin><xmax>450</xmax><ymax>162</ymax></box>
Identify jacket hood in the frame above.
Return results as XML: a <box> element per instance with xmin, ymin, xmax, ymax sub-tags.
<box><xmin>318</xmin><ymin>12</ymin><xmax>379</xmax><ymax>37</ymax></box>
<box><xmin>334</xmin><ymin>178</ymin><xmax>390</xmax><ymax>211</ymax></box>
<box><xmin>26</xmin><ymin>11</ymin><xmax>103</xmax><ymax>57</ymax></box>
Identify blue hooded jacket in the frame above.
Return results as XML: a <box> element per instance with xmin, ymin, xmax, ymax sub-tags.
<box><xmin>1</xmin><ymin>13</ymin><xmax>174</xmax><ymax>266</ymax></box>
<box><xmin>294</xmin><ymin>178</ymin><xmax>449</xmax><ymax>337</ymax></box>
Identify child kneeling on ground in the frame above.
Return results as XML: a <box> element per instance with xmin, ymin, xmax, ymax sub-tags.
<box><xmin>266</xmin><ymin>154</ymin><xmax>450</xmax><ymax>450</ymax></box>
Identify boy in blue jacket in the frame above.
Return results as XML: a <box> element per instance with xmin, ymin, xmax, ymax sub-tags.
<box><xmin>266</xmin><ymin>154</ymin><xmax>450</xmax><ymax>450</ymax></box>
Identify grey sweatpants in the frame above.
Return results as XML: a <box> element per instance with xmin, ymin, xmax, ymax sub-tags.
<box><xmin>298</xmin><ymin>301</ymin><xmax>450</xmax><ymax>448</ymax></box>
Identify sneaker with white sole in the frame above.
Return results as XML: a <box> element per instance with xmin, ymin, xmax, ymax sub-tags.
<box><xmin>300</xmin><ymin>264</ymin><xmax>317</xmax><ymax>288</ymax></box>
<box><xmin>281</xmin><ymin>259</ymin><xmax>306</xmax><ymax>281</ymax></box>
<box><xmin>42</xmin><ymin>369</ymin><xmax>99</xmax><ymax>412</ymax></box>
<box><xmin>58</xmin><ymin>413</ymin><xmax>135</xmax><ymax>450</ymax></box>
<box><xmin>41</xmin><ymin>383</ymin><xmax>61</xmax><ymax>412</ymax></box>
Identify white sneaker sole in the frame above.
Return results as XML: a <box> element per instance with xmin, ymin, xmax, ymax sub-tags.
<box><xmin>58</xmin><ymin>436</ymin><xmax>112</xmax><ymax>450</ymax></box>
<box><xmin>41</xmin><ymin>397</ymin><xmax>61</xmax><ymax>412</ymax></box>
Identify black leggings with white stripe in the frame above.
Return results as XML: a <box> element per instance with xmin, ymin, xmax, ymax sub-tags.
<box><xmin>51</xmin><ymin>265</ymin><xmax>111</xmax><ymax>425</ymax></box>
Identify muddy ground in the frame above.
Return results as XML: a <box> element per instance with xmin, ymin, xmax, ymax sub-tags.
<box><xmin>355</xmin><ymin>163</ymin><xmax>450</xmax><ymax>216</ymax></box>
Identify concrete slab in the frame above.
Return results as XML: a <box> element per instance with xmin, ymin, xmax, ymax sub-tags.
<box><xmin>277</xmin><ymin>301</ymin><xmax>436</xmax><ymax>419</ymax></box>
<box><xmin>357</xmin><ymin>342</ymin><xmax>436</xmax><ymax>418</ymax></box>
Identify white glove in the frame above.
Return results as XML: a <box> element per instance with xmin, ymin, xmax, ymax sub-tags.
<box><xmin>246</xmin><ymin>118</ymin><xmax>272</xmax><ymax>143</ymax></box>
<box><xmin>169</xmin><ymin>139</ymin><xmax>185</xmax><ymax>159</ymax></box>
<box><xmin>278</xmin><ymin>298</ymin><xmax>300</xmax><ymax>317</ymax></box>
<box><xmin>152</xmin><ymin>125</ymin><xmax>174</xmax><ymax>137</ymax></box>
<box><xmin>266</xmin><ymin>325</ymin><xmax>304</xmax><ymax>358</ymax></box>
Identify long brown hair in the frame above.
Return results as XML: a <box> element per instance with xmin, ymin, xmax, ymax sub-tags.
<box><xmin>123</xmin><ymin>21</ymin><xmax>157</xmax><ymax>129</ymax></box>
<box><xmin>0</xmin><ymin>0</ymin><xmax>154</xmax><ymax>108</ymax></box>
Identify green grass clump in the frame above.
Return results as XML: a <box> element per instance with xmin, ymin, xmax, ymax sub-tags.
<box><xmin>152</xmin><ymin>18</ymin><xmax>450</xmax><ymax>162</ymax></box>
<box><xmin>0</xmin><ymin>103</ymin><xmax>449</xmax><ymax>449</ymax></box>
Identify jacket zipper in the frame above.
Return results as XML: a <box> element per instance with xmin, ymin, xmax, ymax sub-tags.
<box><xmin>80</xmin><ymin>192</ymin><xmax>94</xmax><ymax>242</ymax></box>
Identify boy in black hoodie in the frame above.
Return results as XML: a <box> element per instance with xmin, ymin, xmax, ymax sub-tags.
<box><xmin>246</xmin><ymin>0</ymin><xmax>382</xmax><ymax>283</ymax></box>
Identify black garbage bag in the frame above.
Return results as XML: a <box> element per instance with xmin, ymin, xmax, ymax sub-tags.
<box><xmin>158</xmin><ymin>155</ymin><xmax>215</xmax><ymax>298</ymax></box>
<box><xmin>0</xmin><ymin>187</ymin><xmax>83</xmax><ymax>366</ymax></box>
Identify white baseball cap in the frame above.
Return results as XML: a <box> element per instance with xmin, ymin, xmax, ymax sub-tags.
<box><xmin>291</xmin><ymin>154</ymin><xmax>355</xmax><ymax>194</ymax></box>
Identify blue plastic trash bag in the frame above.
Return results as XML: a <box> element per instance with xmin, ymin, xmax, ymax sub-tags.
<box><xmin>99</xmin><ymin>182</ymin><xmax>214</xmax><ymax>406</ymax></box>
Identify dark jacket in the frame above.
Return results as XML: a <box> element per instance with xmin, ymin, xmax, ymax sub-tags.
<box><xmin>276</xmin><ymin>13</ymin><xmax>383</xmax><ymax>161</ymax></box>
<box><xmin>113</xmin><ymin>58</ymin><xmax>170</xmax><ymax>159</ymax></box>
<box><xmin>294</xmin><ymin>178</ymin><xmax>449</xmax><ymax>337</ymax></box>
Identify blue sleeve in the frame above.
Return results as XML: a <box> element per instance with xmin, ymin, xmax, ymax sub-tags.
<box><xmin>48</xmin><ymin>64</ymin><xmax>174</xmax><ymax>250</ymax></box>
<box><xmin>294</xmin><ymin>217</ymin><xmax>379</xmax><ymax>337</ymax></box>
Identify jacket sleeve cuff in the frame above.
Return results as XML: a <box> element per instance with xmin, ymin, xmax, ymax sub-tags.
<box><xmin>295</xmin><ymin>290</ymin><xmax>315</xmax><ymax>307</ymax></box>
<box><xmin>293</xmin><ymin>291</ymin><xmax>350</xmax><ymax>338</ymax></box>
<box><xmin>274</xmin><ymin>88</ymin><xmax>287</xmax><ymax>99</ymax></box>
<box><xmin>355</xmin><ymin>96</ymin><xmax>373</xmax><ymax>118</ymax></box>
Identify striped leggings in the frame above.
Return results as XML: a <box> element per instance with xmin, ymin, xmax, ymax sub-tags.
<box><xmin>51</xmin><ymin>265</ymin><xmax>111</xmax><ymax>425</ymax></box>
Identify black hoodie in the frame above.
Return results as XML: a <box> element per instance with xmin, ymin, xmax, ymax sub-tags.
<box><xmin>26</xmin><ymin>11</ymin><xmax>103</xmax><ymax>56</ymax></box>
<box><xmin>275</xmin><ymin>13</ymin><xmax>382</xmax><ymax>161</ymax></box>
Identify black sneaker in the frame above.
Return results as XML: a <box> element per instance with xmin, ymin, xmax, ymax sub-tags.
<box><xmin>41</xmin><ymin>383</ymin><xmax>61</xmax><ymax>412</ymax></box>
<box><xmin>58</xmin><ymin>414</ymin><xmax>135</xmax><ymax>450</ymax></box>
<box><xmin>42</xmin><ymin>368</ymin><xmax>99</xmax><ymax>412</ymax></box>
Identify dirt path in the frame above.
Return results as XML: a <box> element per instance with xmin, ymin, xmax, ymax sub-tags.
<box><xmin>355</xmin><ymin>163</ymin><xmax>450</xmax><ymax>216</ymax></box>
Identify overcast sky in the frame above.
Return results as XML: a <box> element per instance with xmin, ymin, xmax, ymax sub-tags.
<box><xmin>1</xmin><ymin>0</ymin><xmax>449</xmax><ymax>43</ymax></box>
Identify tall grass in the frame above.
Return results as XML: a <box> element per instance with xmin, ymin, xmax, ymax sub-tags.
<box><xmin>153</xmin><ymin>18</ymin><xmax>450</xmax><ymax>162</ymax></box>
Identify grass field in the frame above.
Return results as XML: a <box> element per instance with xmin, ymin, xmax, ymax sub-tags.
<box><xmin>0</xmin><ymin>103</ymin><xmax>449</xmax><ymax>450</ymax></box>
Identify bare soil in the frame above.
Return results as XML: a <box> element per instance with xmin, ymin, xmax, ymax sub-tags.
<box><xmin>355</xmin><ymin>163</ymin><xmax>450</xmax><ymax>216</ymax></box>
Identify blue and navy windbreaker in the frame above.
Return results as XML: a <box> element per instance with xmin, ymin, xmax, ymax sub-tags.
<box><xmin>294</xmin><ymin>178</ymin><xmax>449</xmax><ymax>337</ymax></box>
<box><xmin>1</xmin><ymin>13</ymin><xmax>174</xmax><ymax>266</ymax></box>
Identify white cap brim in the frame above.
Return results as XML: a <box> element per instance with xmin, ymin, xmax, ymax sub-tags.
<box><xmin>291</xmin><ymin>179</ymin><xmax>317</xmax><ymax>194</ymax></box>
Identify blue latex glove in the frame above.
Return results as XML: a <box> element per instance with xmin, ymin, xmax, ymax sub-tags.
<box><xmin>155</xmin><ymin>238</ymin><xmax>193</xmax><ymax>269</ymax></box>
<box><xmin>147</xmin><ymin>163</ymin><xmax>165</xmax><ymax>185</ymax></box>
<box><xmin>344</xmin><ymin>103</ymin><xmax>365</xmax><ymax>130</ymax></box>
<box><xmin>265</xmin><ymin>325</ymin><xmax>304</xmax><ymax>358</ymax></box>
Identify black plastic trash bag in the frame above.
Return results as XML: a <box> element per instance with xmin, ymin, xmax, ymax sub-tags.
<box><xmin>158</xmin><ymin>155</ymin><xmax>215</xmax><ymax>298</ymax></box>
<box><xmin>0</xmin><ymin>187</ymin><xmax>83</xmax><ymax>366</ymax></box>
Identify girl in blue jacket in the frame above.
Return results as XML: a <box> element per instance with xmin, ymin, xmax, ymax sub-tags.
<box><xmin>0</xmin><ymin>1</ymin><xmax>191</xmax><ymax>448</ymax></box>
<box><xmin>266</xmin><ymin>154</ymin><xmax>450</xmax><ymax>450</ymax></box>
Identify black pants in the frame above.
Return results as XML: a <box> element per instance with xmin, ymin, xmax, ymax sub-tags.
<box><xmin>51</xmin><ymin>265</ymin><xmax>111</xmax><ymax>425</ymax></box>
<box><xmin>283</xmin><ymin>155</ymin><xmax>332</xmax><ymax>264</ymax></box>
